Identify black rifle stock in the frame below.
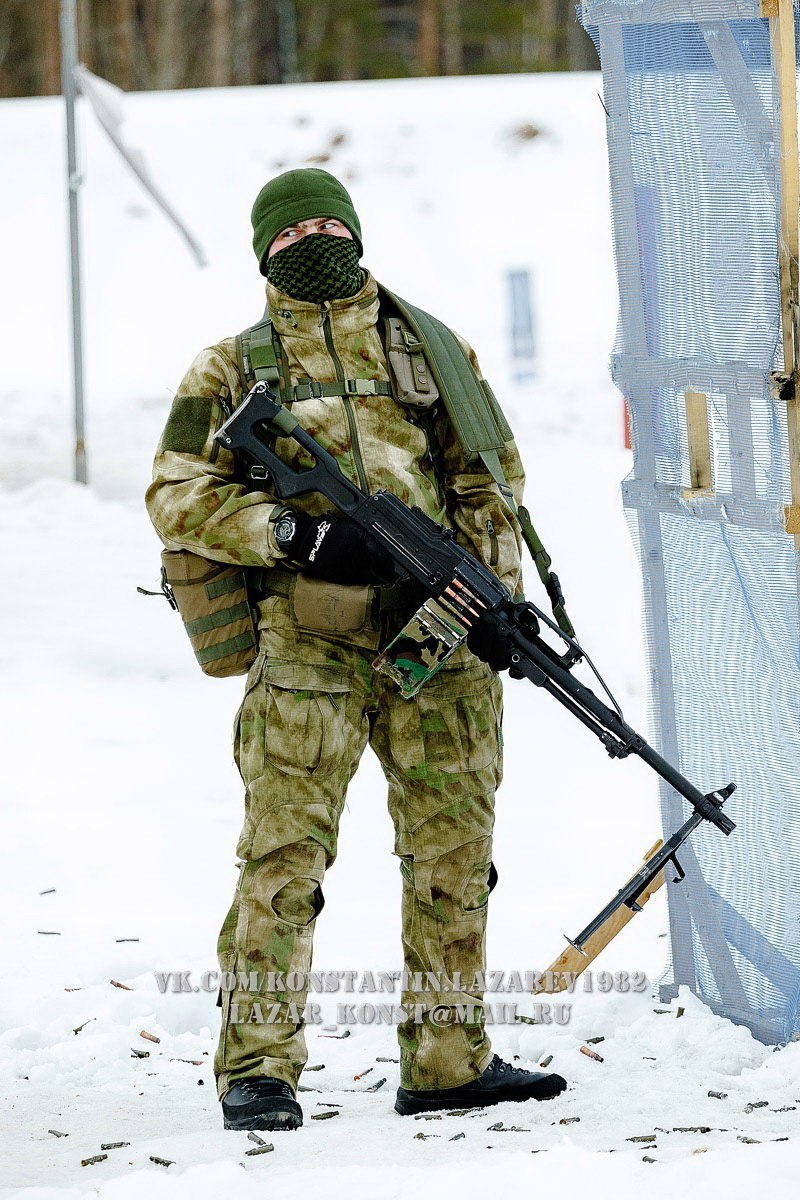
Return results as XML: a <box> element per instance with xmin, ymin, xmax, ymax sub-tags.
<box><xmin>216</xmin><ymin>382</ymin><xmax>737</xmax><ymax>954</ymax></box>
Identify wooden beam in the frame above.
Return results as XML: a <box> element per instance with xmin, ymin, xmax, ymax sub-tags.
<box><xmin>533</xmin><ymin>841</ymin><xmax>666</xmax><ymax>994</ymax></box>
<box><xmin>775</xmin><ymin>0</ymin><xmax>800</xmax><ymax>372</ymax></box>
<box><xmin>772</xmin><ymin>0</ymin><xmax>800</xmax><ymax>539</ymax></box>
<box><xmin>683</xmin><ymin>388</ymin><xmax>714</xmax><ymax>495</ymax></box>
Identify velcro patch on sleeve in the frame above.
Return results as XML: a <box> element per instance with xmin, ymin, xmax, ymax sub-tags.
<box><xmin>160</xmin><ymin>395</ymin><xmax>219</xmax><ymax>456</ymax></box>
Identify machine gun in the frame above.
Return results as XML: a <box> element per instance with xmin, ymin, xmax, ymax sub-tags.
<box><xmin>216</xmin><ymin>382</ymin><xmax>736</xmax><ymax>968</ymax></box>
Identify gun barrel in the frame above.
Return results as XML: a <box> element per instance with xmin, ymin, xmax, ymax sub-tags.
<box><xmin>217</xmin><ymin>382</ymin><xmax>738</xmax><ymax>853</ymax></box>
<box><xmin>511</xmin><ymin>628</ymin><xmax>737</xmax><ymax>837</ymax></box>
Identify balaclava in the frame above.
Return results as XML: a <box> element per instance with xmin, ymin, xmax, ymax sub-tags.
<box><xmin>250</xmin><ymin>168</ymin><xmax>364</xmax><ymax>303</ymax></box>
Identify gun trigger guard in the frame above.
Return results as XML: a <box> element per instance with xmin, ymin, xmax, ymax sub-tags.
<box><xmin>511</xmin><ymin>601</ymin><xmax>540</xmax><ymax>638</ymax></box>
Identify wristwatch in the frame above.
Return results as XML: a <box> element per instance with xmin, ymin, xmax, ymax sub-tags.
<box><xmin>273</xmin><ymin>508</ymin><xmax>298</xmax><ymax>553</ymax></box>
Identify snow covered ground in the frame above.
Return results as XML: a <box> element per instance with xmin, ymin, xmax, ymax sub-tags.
<box><xmin>2</xmin><ymin>71</ymin><xmax>798</xmax><ymax>1198</ymax></box>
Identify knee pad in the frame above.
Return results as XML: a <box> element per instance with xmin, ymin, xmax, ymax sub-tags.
<box><xmin>402</xmin><ymin>835</ymin><xmax>497</xmax><ymax>918</ymax></box>
<box><xmin>271</xmin><ymin>874</ymin><xmax>325</xmax><ymax>927</ymax></box>
<box><xmin>247</xmin><ymin>844</ymin><xmax>326</xmax><ymax>930</ymax></box>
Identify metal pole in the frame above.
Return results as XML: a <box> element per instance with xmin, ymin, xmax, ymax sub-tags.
<box><xmin>276</xmin><ymin>0</ymin><xmax>300</xmax><ymax>83</ymax></box>
<box><xmin>60</xmin><ymin>0</ymin><xmax>88</xmax><ymax>485</ymax></box>
<box><xmin>507</xmin><ymin>269</ymin><xmax>536</xmax><ymax>381</ymax></box>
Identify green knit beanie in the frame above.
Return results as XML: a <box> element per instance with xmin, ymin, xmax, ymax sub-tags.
<box><xmin>251</xmin><ymin>168</ymin><xmax>363</xmax><ymax>275</ymax></box>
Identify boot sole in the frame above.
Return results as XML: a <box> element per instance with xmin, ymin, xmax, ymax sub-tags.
<box><xmin>223</xmin><ymin>1109</ymin><xmax>303</xmax><ymax>1131</ymax></box>
<box><xmin>394</xmin><ymin>1076</ymin><xmax>567</xmax><ymax>1116</ymax></box>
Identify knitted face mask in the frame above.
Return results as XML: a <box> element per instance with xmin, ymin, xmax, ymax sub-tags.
<box><xmin>265</xmin><ymin>233</ymin><xmax>362</xmax><ymax>302</ymax></box>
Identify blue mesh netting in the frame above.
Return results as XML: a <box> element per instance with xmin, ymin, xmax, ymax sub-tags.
<box><xmin>582</xmin><ymin>1</ymin><xmax>800</xmax><ymax>1041</ymax></box>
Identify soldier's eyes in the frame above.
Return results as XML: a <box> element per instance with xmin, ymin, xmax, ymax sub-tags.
<box><xmin>278</xmin><ymin>224</ymin><xmax>336</xmax><ymax>239</ymax></box>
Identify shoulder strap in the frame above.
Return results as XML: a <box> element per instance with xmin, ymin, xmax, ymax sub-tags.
<box><xmin>237</xmin><ymin>311</ymin><xmax>281</xmax><ymax>391</ymax></box>
<box><xmin>380</xmin><ymin>285</ymin><xmax>512</xmax><ymax>455</ymax></box>
<box><xmin>379</xmin><ymin>284</ymin><xmax>574</xmax><ymax>638</ymax></box>
<box><xmin>237</xmin><ymin>312</ymin><xmax>392</xmax><ymax>404</ymax></box>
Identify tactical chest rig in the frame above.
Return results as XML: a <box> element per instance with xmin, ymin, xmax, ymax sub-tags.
<box><xmin>237</xmin><ymin>284</ymin><xmax>573</xmax><ymax>638</ymax></box>
<box><xmin>146</xmin><ymin>286</ymin><xmax>572</xmax><ymax>678</ymax></box>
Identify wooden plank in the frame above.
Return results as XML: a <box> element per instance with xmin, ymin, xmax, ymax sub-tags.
<box><xmin>683</xmin><ymin>388</ymin><xmax>714</xmax><ymax>494</ymax></box>
<box><xmin>773</xmin><ymin>0</ymin><xmax>800</xmax><ymax>540</ymax></box>
<box><xmin>776</xmin><ymin>0</ymin><xmax>800</xmax><ymax>371</ymax></box>
<box><xmin>534</xmin><ymin>841</ymin><xmax>666</xmax><ymax>994</ymax></box>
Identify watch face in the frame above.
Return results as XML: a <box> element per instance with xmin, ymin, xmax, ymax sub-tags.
<box><xmin>275</xmin><ymin>513</ymin><xmax>296</xmax><ymax>548</ymax></box>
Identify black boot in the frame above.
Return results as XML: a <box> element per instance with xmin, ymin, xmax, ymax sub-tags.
<box><xmin>222</xmin><ymin>1078</ymin><xmax>303</xmax><ymax>1131</ymax></box>
<box><xmin>394</xmin><ymin>1054</ymin><xmax>567</xmax><ymax>1115</ymax></box>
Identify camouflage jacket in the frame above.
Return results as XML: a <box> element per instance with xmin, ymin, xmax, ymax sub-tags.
<box><xmin>145</xmin><ymin>271</ymin><xmax>525</xmax><ymax>595</ymax></box>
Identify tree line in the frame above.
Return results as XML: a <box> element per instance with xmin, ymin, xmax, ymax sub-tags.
<box><xmin>1</xmin><ymin>0</ymin><xmax>598</xmax><ymax>99</ymax></box>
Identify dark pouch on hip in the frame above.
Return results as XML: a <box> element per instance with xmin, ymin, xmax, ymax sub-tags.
<box><xmin>157</xmin><ymin>549</ymin><xmax>258</xmax><ymax>678</ymax></box>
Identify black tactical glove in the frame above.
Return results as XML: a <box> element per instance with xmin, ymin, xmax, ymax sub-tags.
<box><xmin>281</xmin><ymin>510</ymin><xmax>398</xmax><ymax>586</ymax></box>
<box><xmin>468</xmin><ymin>604</ymin><xmax>537</xmax><ymax>675</ymax></box>
<box><xmin>466</xmin><ymin>616</ymin><xmax>514</xmax><ymax>673</ymax></box>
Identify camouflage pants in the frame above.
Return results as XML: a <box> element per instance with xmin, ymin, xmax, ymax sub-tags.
<box><xmin>214</xmin><ymin>589</ymin><xmax>503</xmax><ymax>1099</ymax></box>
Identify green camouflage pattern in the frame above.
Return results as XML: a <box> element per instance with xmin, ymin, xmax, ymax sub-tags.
<box><xmin>214</xmin><ymin>595</ymin><xmax>503</xmax><ymax>1097</ymax></box>
<box><xmin>146</xmin><ymin>267</ymin><xmax>527</xmax><ymax>1097</ymax></box>
<box><xmin>146</xmin><ymin>271</ymin><xmax>525</xmax><ymax>594</ymax></box>
<box><xmin>373</xmin><ymin>596</ymin><xmax>469</xmax><ymax>698</ymax></box>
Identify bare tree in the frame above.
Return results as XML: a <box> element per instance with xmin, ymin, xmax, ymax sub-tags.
<box><xmin>562</xmin><ymin>0</ymin><xmax>598</xmax><ymax>69</ymax></box>
<box><xmin>77</xmin><ymin>0</ymin><xmax>93</xmax><ymax>68</ymax></box>
<box><xmin>296</xmin><ymin>0</ymin><xmax>330</xmax><ymax>80</ymax></box>
<box><xmin>0</xmin><ymin>0</ymin><xmax>600</xmax><ymax>98</ymax></box>
<box><xmin>417</xmin><ymin>0</ymin><xmax>439</xmax><ymax>74</ymax></box>
<box><xmin>335</xmin><ymin>13</ymin><xmax>359</xmax><ymax>79</ymax></box>
<box><xmin>209</xmin><ymin>0</ymin><xmax>233</xmax><ymax>85</ymax></box>
<box><xmin>231</xmin><ymin>0</ymin><xmax>256</xmax><ymax>84</ymax></box>
<box><xmin>441</xmin><ymin>0</ymin><xmax>461</xmax><ymax>74</ymax></box>
<box><xmin>112</xmin><ymin>0</ymin><xmax>136</xmax><ymax>90</ymax></box>
<box><xmin>152</xmin><ymin>0</ymin><xmax>186</xmax><ymax>89</ymax></box>
<box><xmin>537</xmin><ymin>0</ymin><xmax>560</xmax><ymax>69</ymax></box>
<box><xmin>40</xmin><ymin>0</ymin><xmax>61</xmax><ymax>94</ymax></box>
<box><xmin>277</xmin><ymin>0</ymin><xmax>300</xmax><ymax>81</ymax></box>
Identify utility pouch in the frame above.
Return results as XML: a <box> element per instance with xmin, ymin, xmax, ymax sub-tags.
<box><xmin>372</xmin><ymin>595</ymin><xmax>469</xmax><ymax>699</ymax></box>
<box><xmin>291</xmin><ymin>574</ymin><xmax>371</xmax><ymax>635</ymax></box>
<box><xmin>384</xmin><ymin>316</ymin><xmax>440</xmax><ymax>410</ymax></box>
<box><xmin>146</xmin><ymin>549</ymin><xmax>259</xmax><ymax>678</ymax></box>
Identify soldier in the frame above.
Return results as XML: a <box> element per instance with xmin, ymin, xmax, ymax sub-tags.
<box><xmin>146</xmin><ymin>168</ymin><xmax>567</xmax><ymax>1131</ymax></box>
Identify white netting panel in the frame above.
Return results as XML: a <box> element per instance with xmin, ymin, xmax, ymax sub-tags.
<box><xmin>584</xmin><ymin>4</ymin><xmax>800</xmax><ymax>1040</ymax></box>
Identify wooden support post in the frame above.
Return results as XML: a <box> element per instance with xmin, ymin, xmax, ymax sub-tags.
<box><xmin>768</xmin><ymin>0</ymin><xmax>800</xmax><ymax>538</ymax></box>
<box><xmin>683</xmin><ymin>388</ymin><xmax>714</xmax><ymax>495</ymax></box>
<box><xmin>533</xmin><ymin>842</ymin><xmax>666</xmax><ymax>994</ymax></box>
